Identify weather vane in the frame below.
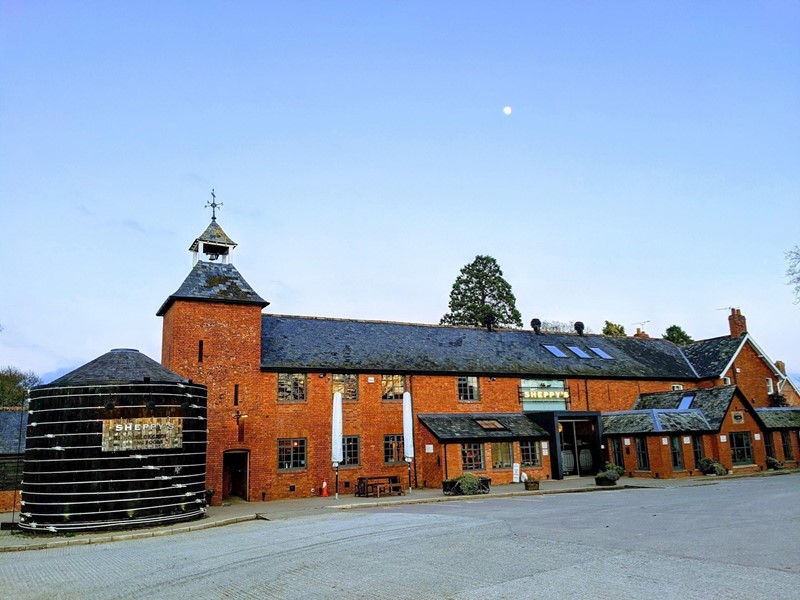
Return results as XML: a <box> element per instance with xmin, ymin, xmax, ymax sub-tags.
<box><xmin>205</xmin><ymin>189</ymin><xmax>223</xmax><ymax>221</ymax></box>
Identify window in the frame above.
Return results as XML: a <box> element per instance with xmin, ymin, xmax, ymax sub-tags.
<box><xmin>198</xmin><ymin>340</ymin><xmax>204</xmax><ymax>363</ymax></box>
<box><xmin>670</xmin><ymin>436</ymin><xmax>684</xmax><ymax>470</ymax></box>
<box><xmin>381</xmin><ymin>374</ymin><xmax>405</xmax><ymax>400</ymax></box>
<box><xmin>384</xmin><ymin>434</ymin><xmax>404</xmax><ymax>464</ymax></box>
<box><xmin>278</xmin><ymin>373</ymin><xmax>306</xmax><ymax>402</ymax></box>
<box><xmin>543</xmin><ymin>344</ymin><xmax>568</xmax><ymax>358</ymax></box>
<box><xmin>678</xmin><ymin>394</ymin><xmax>694</xmax><ymax>410</ymax></box>
<box><xmin>333</xmin><ymin>373</ymin><xmax>358</xmax><ymax>402</ymax></box>
<box><xmin>692</xmin><ymin>435</ymin><xmax>705</xmax><ymax>467</ymax></box>
<box><xmin>342</xmin><ymin>435</ymin><xmax>360</xmax><ymax>466</ymax></box>
<box><xmin>610</xmin><ymin>437</ymin><xmax>624</xmax><ymax>469</ymax></box>
<box><xmin>461</xmin><ymin>443</ymin><xmax>484</xmax><ymax>470</ymax></box>
<box><xmin>475</xmin><ymin>419</ymin><xmax>506</xmax><ymax>431</ymax></box>
<box><xmin>589</xmin><ymin>347</ymin><xmax>613</xmax><ymax>360</ymax></box>
<box><xmin>278</xmin><ymin>438</ymin><xmax>306</xmax><ymax>470</ymax></box>
<box><xmin>781</xmin><ymin>430</ymin><xmax>794</xmax><ymax>461</ymax></box>
<box><xmin>722</xmin><ymin>377</ymin><xmax>731</xmax><ymax>385</ymax></box>
<box><xmin>635</xmin><ymin>437</ymin><xmax>650</xmax><ymax>471</ymax></box>
<box><xmin>766</xmin><ymin>378</ymin><xmax>774</xmax><ymax>395</ymax></box>
<box><xmin>764</xmin><ymin>431</ymin><xmax>775</xmax><ymax>458</ymax></box>
<box><xmin>672</xmin><ymin>384</ymin><xmax>684</xmax><ymax>391</ymax></box>
<box><xmin>520</xmin><ymin>440</ymin><xmax>541</xmax><ymax>467</ymax></box>
<box><xmin>567</xmin><ymin>346</ymin><xmax>591</xmax><ymax>358</ymax></box>
<box><xmin>729</xmin><ymin>432</ymin><xmax>753</xmax><ymax>465</ymax></box>
<box><xmin>234</xmin><ymin>384</ymin><xmax>239</xmax><ymax>406</ymax></box>
<box><xmin>491</xmin><ymin>442</ymin><xmax>513</xmax><ymax>469</ymax></box>
<box><xmin>457</xmin><ymin>376</ymin><xmax>480</xmax><ymax>401</ymax></box>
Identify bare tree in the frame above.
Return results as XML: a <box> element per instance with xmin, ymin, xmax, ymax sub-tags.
<box><xmin>787</xmin><ymin>245</ymin><xmax>800</xmax><ymax>304</ymax></box>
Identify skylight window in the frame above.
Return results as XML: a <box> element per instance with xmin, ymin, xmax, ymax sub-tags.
<box><xmin>589</xmin><ymin>347</ymin><xmax>613</xmax><ymax>360</ymax></box>
<box><xmin>475</xmin><ymin>419</ymin><xmax>506</xmax><ymax>431</ymax></box>
<box><xmin>543</xmin><ymin>345</ymin><xmax>568</xmax><ymax>358</ymax></box>
<box><xmin>678</xmin><ymin>395</ymin><xmax>695</xmax><ymax>410</ymax></box>
<box><xmin>567</xmin><ymin>346</ymin><xmax>591</xmax><ymax>359</ymax></box>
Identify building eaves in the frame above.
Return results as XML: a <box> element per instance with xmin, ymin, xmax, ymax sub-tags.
<box><xmin>188</xmin><ymin>221</ymin><xmax>236</xmax><ymax>251</ymax></box>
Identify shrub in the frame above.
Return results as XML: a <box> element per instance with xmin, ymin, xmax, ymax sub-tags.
<box><xmin>697</xmin><ymin>458</ymin><xmax>726</xmax><ymax>476</ymax></box>
<box><xmin>604</xmin><ymin>462</ymin><xmax>625</xmax><ymax>477</ymax></box>
<box><xmin>455</xmin><ymin>473</ymin><xmax>481</xmax><ymax>495</ymax></box>
<box><xmin>595</xmin><ymin>468</ymin><xmax>620</xmax><ymax>483</ymax></box>
<box><xmin>766</xmin><ymin>456</ymin><xmax>783</xmax><ymax>470</ymax></box>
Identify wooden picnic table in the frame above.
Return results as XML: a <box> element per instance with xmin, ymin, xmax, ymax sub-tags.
<box><xmin>355</xmin><ymin>475</ymin><xmax>405</xmax><ymax>498</ymax></box>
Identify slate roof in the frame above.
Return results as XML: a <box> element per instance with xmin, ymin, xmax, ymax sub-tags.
<box><xmin>602</xmin><ymin>410</ymin><xmax>711</xmax><ymax>435</ymax></box>
<box><xmin>47</xmin><ymin>349</ymin><xmax>187</xmax><ymax>386</ymax></box>
<box><xmin>418</xmin><ymin>413</ymin><xmax>549</xmax><ymax>442</ymax></box>
<box><xmin>682</xmin><ymin>336</ymin><xmax>744</xmax><ymax>378</ymax></box>
<box><xmin>0</xmin><ymin>410</ymin><xmax>27</xmax><ymax>454</ymax></box>
<box><xmin>634</xmin><ymin>386</ymin><xmax>739</xmax><ymax>431</ymax></box>
<box><xmin>157</xmin><ymin>261</ymin><xmax>269</xmax><ymax>316</ymax></box>
<box><xmin>755</xmin><ymin>408</ymin><xmax>800</xmax><ymax>429</ymax></box>
<box><xmin>189</xmin><ymin>221</ymin><xmax>236</xmax><ymax>251</ymax></box>
<box><xmin>260</xmin><ymin>315</ymin><xmax>699</xmax><ymax>378</ymax></box>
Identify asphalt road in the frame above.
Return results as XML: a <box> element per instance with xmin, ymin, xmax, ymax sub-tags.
<box><xmin>1</xmin><ymin>475</ymin><xmax>798</xmax><ymax>599</ymax></box>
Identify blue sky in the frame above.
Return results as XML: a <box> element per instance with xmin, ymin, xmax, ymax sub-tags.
<box><xmin>1</xmin><ymin>1</ymin><xmax>799</xmax><ymax>384</ymax></box>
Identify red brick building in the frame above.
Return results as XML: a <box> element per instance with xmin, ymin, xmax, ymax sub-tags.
<box><xmin>157</xmin><ymin>218</ymin><xmax>799</xmax><ymax>502</ymax></box>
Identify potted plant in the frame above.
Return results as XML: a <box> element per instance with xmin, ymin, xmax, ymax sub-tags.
<box><xmin>766</xmin><ymin>456</ymin><xmax>783</xmax><ymax>470</ymax></box>
<box><xmin>595</xmin><ymin>463</ymin><xmax>621</xmax><ymax>486</ymax></box>
<box><xmin>697</xmin><ymin>458</ymin><xmax>726</xmax><ymax>476</ymax></box>
<box><xmin>521</xmin><ymin>473</ymin><xmax>540</xmax><ymax>490</ymax></box>
<box><xmin>442</xmin><ymin>474</ymin><xmax>491</xmax><ymax>495</ymax></box>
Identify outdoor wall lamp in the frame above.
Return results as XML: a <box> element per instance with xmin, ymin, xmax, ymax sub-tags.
<box><xmin>234</xmin><ymin>410</ymin><xmax>248</xmax><ymax>424</ymax></box>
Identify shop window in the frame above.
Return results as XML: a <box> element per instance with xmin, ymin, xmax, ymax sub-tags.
<box><xmin>381</xmin><ymin>374</ymin><xmax>405</xmax><ymax>400</ymax></box>
<box><xmin>610</xmin><ymin>437</ymin><xmax>624</xmax><ymax>468</ymax></box>
<box><xmin>692</xmin><ymin>435</ymin><xmax>705</xmax><ymax>467</ymax></box>
<box><xmin>461</xmin><ymin>443</ymin><xmax>485</xmax><ymax>471</ymax></box>
<box><xmin>764</xmin><ymin>432</ymin><xmax>775</xmax><ymax>458</ymax></box>
<box><xmin>520</xmin><ymin>441</ymin><xmax>541</xmax><ymax>467</ymax></box>
<box><xmin>491</xmin><ymin>442</ymin><xmax>513</xmax><ymax>469</ymax></box>
<box><xmin>635</xmin><ymin>437</ymin><xmax>650</xmax><ymax>471</ymax></box>
<box><xmin>781</xmin><ymin>430</ymin><xmax>794</xmax><ymax>461</ymax></box>
<box><xmin>342</xmin><ymin>435</ymin><xmax>360</xmax><ymax>466</ymax></box>
<box><xmin>384</xmin><ymin>434</ymin><xmax>404</xmax><ymax>464</ymax></box>
<box><xmin>278</xmin><ymin>373</ymin><xmax>306</xmax><ymax>402</ymax></box>
<box><xmin>333</xmin><ymin>373</ymin><xmax>358</xmax><ymax>402</ymax></box>
<box><xmin>670</xmin><ymin>436</ymin><xmax>684</xmax><ymax>470</ymax></box>
<box><xmin>457</xmin><ymin>376</ymin><xmax>480</xmax><ymax>402</ymax></box>
<box><xmin>730</xmin><ymin>432</ymin><xmax>753</xmax><ymax>466</ymax></box>
<box><xmin>278</xmin><ymin>438</ymin><xmax>306</xmax><ymax>470</ymax></box>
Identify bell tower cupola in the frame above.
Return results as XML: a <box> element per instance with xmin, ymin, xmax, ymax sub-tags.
<box><xmin>190</xmin><ymin>189</ymin><xmax>237</xmax><ymax>266</ymax></box>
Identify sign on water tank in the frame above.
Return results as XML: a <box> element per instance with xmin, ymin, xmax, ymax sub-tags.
<box><xmin>102</xmin><ymin>417</ymin><xmax>184</xmax><ymax>452</ymax></box>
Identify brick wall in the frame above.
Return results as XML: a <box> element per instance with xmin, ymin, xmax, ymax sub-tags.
<box><xmin>723</xmin><ymin>341</ymin><xmax>779</xmax><ymax>408</ymax></box>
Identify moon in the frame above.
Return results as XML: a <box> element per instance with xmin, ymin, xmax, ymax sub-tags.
<box><xmin>503</xmin><ymin>106</ymin><xmax>512</xmax><ymax>115</ymax></box>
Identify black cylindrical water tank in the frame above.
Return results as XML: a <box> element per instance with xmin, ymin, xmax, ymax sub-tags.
<box><xmin>20</xmin><ymin>349</ymin><xmax>207</xmax><ymax>533</ymax></box>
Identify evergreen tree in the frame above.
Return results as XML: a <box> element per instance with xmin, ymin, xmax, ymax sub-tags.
<box><xmin>602</xmin><ymin>320</ymin><xmax>626</xmax><ymax>337</ymax></box>
<box><xmin>663</xmin><ymin>324</ymin><xmax>694</xmax><ymax>345</ymax></box>
<box><xmin>440</xmin><ymin>255</ymin><xmax>523</xmax><ymax>328</ymax></box>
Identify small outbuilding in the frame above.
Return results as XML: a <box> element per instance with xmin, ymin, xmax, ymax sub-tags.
<box><xmin>21</xmin><ymin>349</ymin><xmax>208</xmax><ymax>533</ymax></box>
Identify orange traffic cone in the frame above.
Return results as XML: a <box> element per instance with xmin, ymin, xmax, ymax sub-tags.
<box><xmin>321</xmin><ymin>480</ymin><xmax>329</xmax><ymax>497</ymax></box>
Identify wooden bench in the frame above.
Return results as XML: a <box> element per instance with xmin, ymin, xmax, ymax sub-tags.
<box><xmin>356</xmin><ymin>476</ymin><xmax>405</xmax><ymax>497</ymax></box>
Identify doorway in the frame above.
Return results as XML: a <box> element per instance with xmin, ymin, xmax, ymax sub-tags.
<box><xmin>222</xmin><ymin>451</ymin><xmax>249</xmax><ymax>501</ymax></box>
<box><xmin>560</xmin><ymin>419</ymin><xmax>596</xmax><ymax>476</ymax></box>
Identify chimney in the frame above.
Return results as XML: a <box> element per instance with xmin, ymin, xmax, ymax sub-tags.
<box><xmin>728</xmin><ymin>308</ymin><xmax>747</xmax><ymax>338</ymax></box>
<box><xmin>775</xmin><ymin>360</ymin><xmax>786</xmax><ymax>376</ymax></box>
<box><xmin>633</xmin><ymin>327</ymin><xmax>650</xmax><ymax>339</ymax></box>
